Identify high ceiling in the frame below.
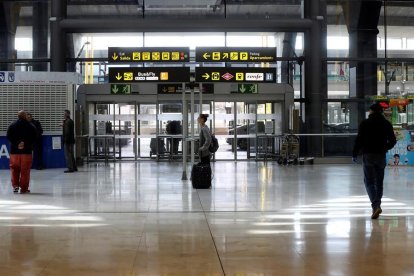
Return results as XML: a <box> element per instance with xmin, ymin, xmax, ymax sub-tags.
<box><xmin>9</xmin><ymin>1</ymin><xmax>414</xmax><ymax>28</ymax></box>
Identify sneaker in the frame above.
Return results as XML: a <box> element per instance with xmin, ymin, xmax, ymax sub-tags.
<box><xmin>20</xmin><ymin>189</ymin><xmax>30</xmax><ymax>194</ymax></box>
<box><xmin>64</xmin><ymin>170</ymin><xmax>74</xmax><ymax>173</ymax></box>
<box><xmin>13</xmin><ymin>187</ymin><xmax>19</xmax><ymax>193</ymax></box>
<box><xmin>371</xmin><ymin>207</ymin><xmax>382</xmax><ymax>219</ymax></box>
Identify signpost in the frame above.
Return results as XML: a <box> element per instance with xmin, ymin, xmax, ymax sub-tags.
<box><xmin>109</xmin><ymin>67</ymin><xmax>190</xmax><ymax>83</ymax></box>
<box><xmin>108</xmin><ymin>47</ymin><xmax>190</xmax><ymax>63</ymax></box>
<box><xmin>238</xmin><ymin>84</ymin><xmax>258</xmax><ymax>94</ymax></box>
<box><xmin>195</xmin><ymin>47</ymin><xmax>276</xmax><ymax>63</ymax></box>
<box><xmin>157</xmin><ymin>83</ymin><xmax>214</xmax><ymax>94</ymax></box>
<box><xmin>111</xmin><ymin>84</ymin><xmax>131</xmax><ymax>94</ymax></box>
<box><xmin>195</xmin><ymin>67</ymin><xmax>276</xmax><ymax>83</ymax></box>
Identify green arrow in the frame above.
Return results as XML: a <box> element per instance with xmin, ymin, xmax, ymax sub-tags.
<box><xmin>112</xmin><ymin>85</ymin><xmax>119</xmax><ymax>94</ymax></box>
<box><xmin>239</xmin><ymin>84</ymin><xmax>246</xmax><ymax>93</ymax></box>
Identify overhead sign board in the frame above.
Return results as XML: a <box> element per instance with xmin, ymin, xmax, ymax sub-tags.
<box><xmin>108</xmin><ymin>47</ymin><xmax>190</xmax><ymax>63</ymax></box>
<box><xmin>158</xmin><ymin>83</ymin><xmax>214</xmax><ymax>94</ymax></box>
<box><xmin>196</xmin><ymin>47</ymin><xmax>276</xmax><ymax>63</ymax></box>
<box><xmin>109</xmin><ymin>67</ymin><xmax>190</xmax><ymax>83</ymax></box>
<box><xmin>195</xmin><ymin>67</ymin><xmax>276</xmax><ymax>83</ymax></box>
<box><xmin>237</xmin><ymin>84</ymin><xmax>258</xmax><ymax>94</ymax></box>
<box><xmin>111</xmin><ymin>84</ymin><xmax>131</xmax><ymax>94</ymax></box>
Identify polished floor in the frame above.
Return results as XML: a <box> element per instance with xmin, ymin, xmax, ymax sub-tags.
<box><xmin>0</xmin><ymin>162</ymin><xmax>414</xmax><ymax>275</ymax></box>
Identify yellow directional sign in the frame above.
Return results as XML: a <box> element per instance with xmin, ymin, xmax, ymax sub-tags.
<box><xmin>236</xmin><ymin>72</ymin><xmax>244</xmax><ymax>81</ymax></box>
<box><xmin>212</xmin><ymin>52</ymin><xmax>221</xmax><ymax>61</ymax></box>
<box><xmin>171</xmin><ymin>52</ymin><xmax>180</xmax><ymax>60</ymax></box>
<box><xmin>162</xmin><ymin>52</ymin><xmax>170</xmax><ymax>60</ymax></box>
<box><xmin>109</xmin><ymin>67</ymin><xmax>190</xmax><ymax>83</ymax></box>
<box><xmin>196</xmin><ymin>47</ymin><xmax>276</xmax><ymax>62</ymax></box>
<box><xmin>152</xmin><ymin>52</ymin><xmax>160</xmax><ymax>61</ymax></box>
<box><xmin>202</xmin><ymin>73</ymin><xmax>210</xmax><ymax>80</ymax></box>
<box><xmin>132</xmin><ymin>52</ymin><xmax>140</xmax><ymax>61</ymax></box>
<box><xmin>230</xmin><ymin>52</ymin><xmax>239</xmax><ymax>61</ymax></box>
<box><xmin>142</xmin><ymin>52</ymin><xmax>151</xmax><ymax>61</ymax></box>
<box><xmin>212</xmin><ymin>72</ymin><xmax>220</xmax><ymax>81</ymax></box>
<box><xmin>160</xmin><ymin>72</ymin><xmax>169</xmax><ymax>81</ymax></box>
<box><xmin>124</xmin><ymin>72</ymin><xmax>133</xmax><ymax>81</ymax></box>
<box><xmin>109</xmin><ymin>47</ymin><xmax>190</xmax><ymax>63</ymax></box>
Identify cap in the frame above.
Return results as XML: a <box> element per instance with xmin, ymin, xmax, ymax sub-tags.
<box><xmin>369</xmin><ymin>103</ymin><xmax>384</xmax><ymax>113</ymax></box>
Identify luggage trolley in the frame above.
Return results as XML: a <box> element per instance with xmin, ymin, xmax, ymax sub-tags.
<box><xmin>277</xmin><ymin>134</ymin><xmax>300</xmax><ymax>165</ymax></box>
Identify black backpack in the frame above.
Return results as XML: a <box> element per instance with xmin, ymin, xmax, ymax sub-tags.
<box><xmin>209</xmin><ymin>134</ymin><xmax>219</xmax><ymax>153</ymax></box>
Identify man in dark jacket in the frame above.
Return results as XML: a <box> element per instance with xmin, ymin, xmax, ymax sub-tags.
<box><xmin>353</xmin><ymin>103</ymin><xmax>396</xmax><ymax>219</ymax></box>
<box><xmin>7</xmin><ymin>110</ymin><xmax>37</xmax><ymax>193</ymax></box>
<box><xmin>63</xmin><ymin>109</ymin><xmax>77</xmax><ymax>173</ymax></box>
<box><xmin>27</xmin><ymin>113</ymin><xmax>44</xmax><ymax>170</ymax></box>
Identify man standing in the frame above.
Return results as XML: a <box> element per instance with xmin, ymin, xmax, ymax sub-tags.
<box><xmin>27</xmin><ymin>113</ymin><xmax>43</xmax><ymax>170</ymax></box>
<box><xmin>7</xmin><ymin>110</ymin><xmax>37</xmax><ymax>194</ymax></box>
<box><xmin>63</xmin><ymin>109</ymin><xmax>77</xmax><ymax>173</ymax></box>
<box><xmin>353</xmin><ymin>103</ymin><xmax>396</xmax><ymax>219</ymax></box>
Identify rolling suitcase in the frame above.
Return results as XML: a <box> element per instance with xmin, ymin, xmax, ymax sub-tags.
<box><xmin>191</xmin><ymin>163</ymin><xmax>211</xmax><ymax>189</ymax></box>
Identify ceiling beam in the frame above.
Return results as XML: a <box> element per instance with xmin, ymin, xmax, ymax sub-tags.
<box><xmin>59</xmin><ymin>18</ymin><xmax>312</xmax><ymax>33</ymax></box>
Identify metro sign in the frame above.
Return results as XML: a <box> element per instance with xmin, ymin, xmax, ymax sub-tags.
<box><xmin>222</xmin><ymin>73</ymin><xmax>234</xmax><ymax>81</ymax></box>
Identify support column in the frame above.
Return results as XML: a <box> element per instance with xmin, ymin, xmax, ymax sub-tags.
<box><xmin>343</xmin><ymin>1</ymin><xmax>382</xmax><ymax>129</ymax></box>
<box><xmin>50</xmin><ymin>0</ymin><xmax>67</xmax><ymax>72</ymax></box>
<box><xmin>0</xmin><ymin>3</ymin><xmax>19</xmax><ymax>71</ymax></box>
<box><xmin>281</xmin><ymin>33</ymin><xmax>297</xmax><ymax>85</ymax></box>
<box><xmin>33</xmin><ymin>2</ymin><xmax>49</xmax><ymax>71</ymax></box>
<box><xmin>304</xmin><ymin>0</ymin><xmax>327</xmax><ymax>156</ymax></box>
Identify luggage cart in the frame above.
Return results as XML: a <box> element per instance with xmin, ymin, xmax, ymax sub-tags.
<box><xmin>277</xmin><ymin>134</ymin><xmax>300</xmax><ymax>165</ymax></box>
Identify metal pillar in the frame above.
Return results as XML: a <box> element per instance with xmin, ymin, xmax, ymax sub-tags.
<box><xmin>51</xmin><ymin>0</ymin><xmax>67</xmax><ymax>71</ymax></box>
<box><xmin>344</xmin><ymin>1</ymin><xmax>382</xmax><ymax>129</ymax></box>
<box><xmin>32</xmin><ymin>2</ymin><xmax>49</xmax><ymax>71</ymax></box>
<box><xmin>304</xmin><ymin>0</ymin><xmax>327</xmax><ymax>157</ymax></box>
<box><xmin>0</xmin><ymin>3</ymin><xmax>19</xmax><ymax>71</ymax></box>
<box><xmin>182</xmin><ymin>83</ymin><xmax>188</xmax><ymax>181</ymax></box>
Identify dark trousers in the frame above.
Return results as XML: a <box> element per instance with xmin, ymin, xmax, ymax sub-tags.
<box><xmin>33</xmin><ymin>140</ymin><xmax>43</xmax><ymax>169</ymax></box>
<box><xmin>64</xmin><ymin>143</ymin><xmax>77</xmax><ymax>171</ymax></box>
<box><xmin>363</xmin><ymin>153</ymin><xmax>386</xmax><ymax>211</ymax></box>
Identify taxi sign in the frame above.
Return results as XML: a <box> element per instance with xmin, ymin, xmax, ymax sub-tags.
<box><xmin>108</xmin><ymin>47</ymin><xmax>190</xmax><ymax>63</ymax></box>
<box><xmin>109</xmin><ymin>67</ymin><xmax>190</xmax><ymax>83</ymax></box>
<box><xmin>196</xmin><ymin>47</ymin><xmax>276</xmax><ymax>62</ymax></box>
<box><xmin>195</xmin><ymin>67</ymin><xmax>276</xmax><ymax>83</ymax></box>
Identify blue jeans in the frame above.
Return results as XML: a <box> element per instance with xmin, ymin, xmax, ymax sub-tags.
<box><xmin>363</xmin><ymin>153</ymin><xmax>386</xmax><ymax>211</ymax></box>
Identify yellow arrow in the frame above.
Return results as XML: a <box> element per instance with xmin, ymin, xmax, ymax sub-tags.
<box><xmin>112</xmin><ymin>52</ymin><xmax>119</xmax><ymax>60</ymax></box>
<box><xmin>116</xmin><ymin>73</ymin><xmax>122</xmax><ymax>81</ymax></box>
<box><xmin>202</xmin><ymin>73</ymin><xmax>210</xmax><ymax>80</ymax></box>
<box><xmin>203</xmin><ymin>53</ymin><xmax>211</xmax><ymax>59</ymax></box>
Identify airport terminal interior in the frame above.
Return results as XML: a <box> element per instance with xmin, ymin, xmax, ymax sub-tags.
<box><xmin>1</xmin><ymin>0</ymin><xmax>414</xmax><ymax>275</ymax></box>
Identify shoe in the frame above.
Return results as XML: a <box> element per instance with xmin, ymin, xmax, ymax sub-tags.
<box><xmin>64</xmin><ymin>170</ymin><xmax>74</xmax><ymax>173</ymax></box>
<box><xmin>13</xmin><ymin>187</ymin><xmax>19</xmax><ymax>193</ymax></box>
<box><xmin>371</xmin><ymin>207</ymin><xmax>382</xmax><ymax>219</ymax></box>
<box><xmin>20</xmin><ymin>190</ymin><xmax>30</xmax><ymax>194</ymax></box>
<box><xmin>73</xmin><ymin>168</ymin><xmax>78</xmax><ymax>172</ymax></box>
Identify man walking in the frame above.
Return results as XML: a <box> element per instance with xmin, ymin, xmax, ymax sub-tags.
<box><xmin>7</xmin><ymin>110</ymin><xmax>37</xmax><ymax>194</ymax></box>
<box><xmin>27</xmin><ymin>113</ymin><xmax>44</xmax><ymax>170</ymax></box>
<box><xmin>63</xmin><ymin>109</ymin><xmax>77</xmax><ymax>173</ymax></box>
<box><xmin>353</xmin><ymin>103</ymin><xmax>396</xmax><ymax>219</ymax></box>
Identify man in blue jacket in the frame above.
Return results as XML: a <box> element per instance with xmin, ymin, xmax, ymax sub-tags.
<box><xmin>353</xmin><ymin>103</ymin><xmax>396</xmax><ymax>219</ymax></box>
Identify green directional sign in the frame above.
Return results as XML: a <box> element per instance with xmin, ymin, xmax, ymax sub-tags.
<box><xmin>238</xmin><ymin>84</ymin><xmax>258</xmax><ymax>94</ymax></box>
<box><xmin>111</xmin><ymin>84</ymin><xmax>131</xmax><ymax>94</ymax></box>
